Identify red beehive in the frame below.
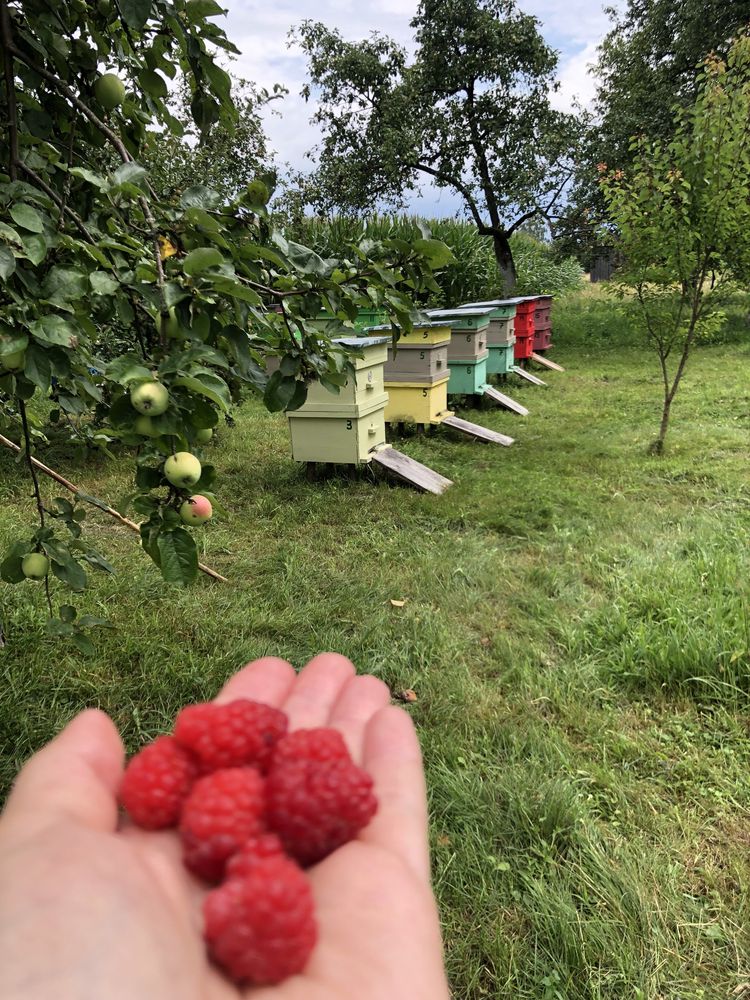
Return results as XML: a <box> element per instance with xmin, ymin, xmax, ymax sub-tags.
<box><xmin>513</xmin><ymin>297</ymin><xmax>537</xmax><ymax>359</ymax></box>
<box><xmin>533</xmin><ymin>295</ymin><xmax>553</xmax><ymax>352</ymax></box>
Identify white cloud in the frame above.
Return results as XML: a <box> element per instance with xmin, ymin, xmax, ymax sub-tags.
<box><xmin>551</xmin><ymin>40</ymin><xmax>602</xmax><ymax>112</ymax></box>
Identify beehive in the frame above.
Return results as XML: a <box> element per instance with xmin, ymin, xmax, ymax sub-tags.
<box><xmin>486</xmin><ymin>342</ymin><xmax>516</xmax><ymax>376</ymax></box>
<box><xmin>458</xmin><ymin>299</ymin><xmax>520</xmax><ymax>345</ymax></box>
<box><xmin>509</xmin><ymin>298</ymin><xmax>537</xmax><ymax>360</ymax></box>
<box><xmin>425</xmin><ymin>308</ymin><xmax>491</xmax><ymax>360</ymax></box>
<box><xmin>447</xmin><ymin>354</ymin><xmax>491</xmax><ymax>395</ymax></box>
<box><xmin>532</xmin><ymin>294</ymin><xmax>553</xmax><ymax>352</ymax></box>
<box><xmin>286</xmin><ymin>336</ymin><xmax>389</xmax><ymax>464</ymax></box>
<box><xmin>384</xmin><ymin>372</ymin><xmax>452</xmax><ymax>425</ymax></box>
<box><xmin>384</xmin><ymin>343</ymin><xmax>449</xmax><ymax>378</ymax></box>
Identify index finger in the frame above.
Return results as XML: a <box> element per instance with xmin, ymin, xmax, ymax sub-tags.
<box><xmin>359</xmin><ymin>705</ymin><xmax>430</xmax><ymax>884</ymax></box>
<box><xmin>214</xmin><ymin>656</ymin><xmax>297</xmax><ymax>707</ymax></box>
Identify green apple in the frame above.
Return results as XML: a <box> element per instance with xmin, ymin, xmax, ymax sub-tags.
<box><xmin>130</xmin><ymin>381</ymin><xmax>169</xmax><ymax>416</ymax></box>
<box><xmin>22</xmin><ymin>553</ymin><xmax>50</xmax><ymax>580</ymax></box>
<box><xmin>180</xmin><ymin>494</ymin><xmax>212</xmax><ymax>526</ymax></box>
<box><xmin>195</xmin><ymin>427</ymin><xmax>213</xmax><ymax>444</ymax></box>
<box><xmin>1</xmin><ymin>350</ymin><xmax>25</xmax><ymax>371</ymax></box>
<box><xmin>161</xmin><ymin>308</ymin><xmax>185</xmax><ymax>340</ymax></box>
<box><xmin>164</xmin><ymin>452</ymin><xmax>202</xmax><ymax>488</ymax></box>
<box><xmin>94</xmin><ymin>73</ymin><xmax>126</xmax><ymax>111</ymax></box>
<box><xmin>133</xmin><ymin>414</ymin><xmax>157</xmax><ymax>437</ymax></box>
<box><xmin>245</xmin><ymin>179</ymin><xmax>270</xmax><ymax>206</ymax></box>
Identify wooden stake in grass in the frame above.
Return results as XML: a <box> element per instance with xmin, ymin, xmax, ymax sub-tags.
<box><xmin>0</xmin><ymin>433</ymin><xmax>229</xmax><ymax>584</ymax></box>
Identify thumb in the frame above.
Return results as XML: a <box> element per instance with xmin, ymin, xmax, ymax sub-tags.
<box><xmin>2</xmin><ymin>709</ymin><xmax>124</xmax><ymax>837</ymax></box>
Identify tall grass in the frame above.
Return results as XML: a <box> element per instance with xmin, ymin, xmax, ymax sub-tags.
<box><xmin>288</xmin><ymin>214</ymin><xmax>585</xmax><ymax>305</ymax></box>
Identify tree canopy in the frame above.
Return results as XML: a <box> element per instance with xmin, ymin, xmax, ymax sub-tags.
<box><xmin>296</xmin><ymin>0</ymin><xmax>580</xmax><ymax>288</ymax></box>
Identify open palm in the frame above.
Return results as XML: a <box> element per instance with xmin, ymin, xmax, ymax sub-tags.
<box><xmin>0</xmin><ymin>654</ymin><xmax>449</xmax><ymax>1000</ymax></box>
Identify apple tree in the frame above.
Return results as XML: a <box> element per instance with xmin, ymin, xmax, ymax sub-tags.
<box><xmin>599</xmin><ymin>31</ymin><xmax>750</xmax><ymax>453</ymax></box>
<box><xmin>0</xmin><ymin>0</ymin><xmax>447</xmax><ymax>652</ymax></box>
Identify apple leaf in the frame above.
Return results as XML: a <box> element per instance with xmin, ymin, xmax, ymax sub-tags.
<box><xmin>157</xmin><ymin>528</ymin><xmax>198</xmax><ymax>586</ymax></box>
<box><xmin>183</xmin><ymin>247</ymin><xmax>224</xmax><ymax>275</ymax></box>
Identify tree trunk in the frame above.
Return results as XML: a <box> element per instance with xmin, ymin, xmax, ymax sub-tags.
<box><xmin>649</xmin><ymin>394</ymin><xmax>672</xmax><ymax>454</ymax></box>
<box><xmin>492</xmin><ymin>231</ymin><xmax>517</xmax><ymax>292</ymax></box>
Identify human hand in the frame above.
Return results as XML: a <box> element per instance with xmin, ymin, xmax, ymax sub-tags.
<box><xmin>0</xmin><ymin>653</ymin><xmax>450</xmax><ymax>1000</ymax></box>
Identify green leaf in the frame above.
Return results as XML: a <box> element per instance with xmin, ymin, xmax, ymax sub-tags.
<box><xmin>50</xmin><ymin>553</ymin><xmax>88</xmax><ymax>591</ymax></box>
<box><xmin>81</xmin><ymin>551</ymin><xmax>116</xmax><ymax>574</ymax></box>
<box><xmin>184</xmin><ymin>0</ymin><xmax>225</xmax><ymax>19</ymax></box>
<box><xmin>45</xmin><ymin>618</ymin><xmax>75</xmax><ymax>638</ymax></box>
<box><xmin>112</xmin><ymin>163</ymin><xmax>148</xmax><ymax>188</ymax></box>
<box><xmin>174</xmin><ymin>372</ymin><xmax>231</xmax><ymax>410</ymax></box>
<box><xmin>0</xmin><ymin>541</ymin><xmax>30</xmax><ymax>583</ymax></box>
<box><xmin>0</xmin><ymin>246</ymin><xmax>16</xmax><ymax>280</ymax></box>
<box><xmin>157</xmin><ymin>528</ymin><xmax>199</xmax><ymax>586</ymax></box>
<box><xmin>71</xmin><ymin>632</ymin><xmax>96</xmax><ymax>656</ymax></box>
<box><xmin>69</xmin><ymin>167</ymin><xmax>109</xmax><ymax>190</ymax></box>
<box><xmin>106</xmin><ymin>355</ymin><xmax>153</xmax><ymax>384</ymax></box>
<box><xmin>286</xmin><ymin>379</ymin><xmax>308</xmax><ymax>411</ymax></box>
<box><xmin>21</xmin><ymin>233</ymin><xmax>47</xmax><ymax>265</ymax></box>
<box><xmin>138</xmin><ymin>68</ymin><xmax>168</xmax><ymax>99</ymax></box>
<box><xmin>190</xmin><ymin>89</ymin><xmax>220</xmax><ymax>134</ymax></box>
<box><xmin>264</xmin><ymin>370</ymin><xmax>299</xmax><ymax>412</ymax></box>
<box><xmin>23</xmin><ymin>342</ymin><xmax>52</xmax><ymax>391</ymax></box>
<box><xmin>32</xmin><ymin>315</ymin><xmax>78</xmax><ymax>348</ymax></box>
<box><xmin>10</xmin><ymin>203</ymin><xmax>44</xmax><ymax>233</ymax></box>
<box><xmin>135</xmin><ymin>466</ymin><xmax>163</xmax><ymax>489</ymax></box>
<box><xmin>183</xmin><ymin>247</ymin><xmax>224</xmax><ymax>275</ymax></box>
<box><xmin>180</xmin><ymin>186</ymin><xmax>222</xmax><ymax>210</ymax></box>
<box><xmin>0</xmin><ymin>331</ymin><xmax>29</xmax><ymax>356</ymax></box>
<box><xmin>413</xmin><ymin>238</ymin><xmax>454</xmax><ymax>268</ymax></box>
<box><xmin>119</xmin><ymin>0</ymin><xmax>152</xmax><ymax>29</ymax></box>
<box><xmin>59</xmin><ymin>604</ymin><xmax>78</xmax><ymax>623</ymax></box>
<box><xmin>90</xmin><ymin>271</ymin><xmax>119</xmax><ymax>295</ymax></box>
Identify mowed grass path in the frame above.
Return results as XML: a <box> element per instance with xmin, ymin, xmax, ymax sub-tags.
<box><xmin>2</xmin><ymin>323</ymin><xmax>750</xmax><ymax>998</ymax></box>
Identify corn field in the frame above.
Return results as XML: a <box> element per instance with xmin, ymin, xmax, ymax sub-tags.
<box><xmin>287</xmin><ymin>215</ymin><xmax>584</xmax><ymax>305</ymax></box>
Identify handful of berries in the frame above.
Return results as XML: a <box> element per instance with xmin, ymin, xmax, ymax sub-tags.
<box><xmin>119</xmin><ymin>699</ymin><xmax>378</xmax><ymax>985</ymax></box>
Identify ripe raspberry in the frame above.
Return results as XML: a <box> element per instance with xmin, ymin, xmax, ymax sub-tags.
<box><xmin>271</xmin><ymin>727</ymin><xmax>351</xmax><ymax>769</ymax></box>
<box><xmin>179</xmin><ymin>767</ymin><xmax>266</xmax><ymax>881</ymax></box>
<box><xmin>204</xmin><ymin>856</ymin><xmax>317</xmax><ymax>985</ymax></box>
<box><xmin>266</xmin><ymin>758</ymin><xmax>377</xmax><ymax>866</ymax></box>
<box><xmin>174</xmin><ymin>699</ymin><xmax>287</xmax><ymax>773</ymax></box>
<box><xmin>119</xmin><ymin>735</ymin><xmax>197</xmax><ymax>829</ymax></box>
<box><xmin>225</xmin><ymin>833</ymin><xmax>285</xmax><ymax>881</ymax></box>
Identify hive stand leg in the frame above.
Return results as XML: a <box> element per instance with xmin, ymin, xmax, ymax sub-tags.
<box><xmin>305</xmin><ymin>462</ymin><xmax>318</xmax><ymax>482</ymax></box>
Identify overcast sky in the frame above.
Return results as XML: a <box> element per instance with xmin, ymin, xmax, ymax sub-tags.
<box><xmin>218</xmin><ymin>0</ymin><xmax>615</xmax><ymax>216</ymax></box>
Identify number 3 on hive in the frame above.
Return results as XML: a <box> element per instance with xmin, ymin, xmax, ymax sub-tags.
<box><xmin>346</xmin><ymin>419</ymin><xmax>353</xmax><ymax>430</ymax></box>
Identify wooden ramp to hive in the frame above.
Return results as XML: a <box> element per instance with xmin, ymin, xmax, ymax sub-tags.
<box><xmin>511</xmin><ymin>365</ymin><xmax>546</xmax><ymax>386</ymax></box>
<box><xmin>441</xmin><ymin>414</ymin><xmax>514</xmax><ymax>446</ymax></box>
<box><xmin>371</xmin><ymin>446</ymin><xmax>453</xmax><ymax>495</ymax></box>
<box><xmin>481</xmin><ymin>384</ymin><xmax>529</xmax><ymax>416</ymax></box>
<box><xmin>531</xmin><ymin>352</ymin><xmax>565</xmax><ymax>372</ymax></box>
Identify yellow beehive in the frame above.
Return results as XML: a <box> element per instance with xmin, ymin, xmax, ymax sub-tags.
<box><xmin>384</xmin><ymin>374</ymin><xmax>452</xmax><ymax>425</ymax></box>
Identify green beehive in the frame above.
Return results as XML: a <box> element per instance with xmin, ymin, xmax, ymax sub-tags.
<box><xmin>447</xmin><ymin>354</ymin><xmax>490</xmax><ymax>395</ymax></box>
<box><xmin>308</xmin><ymin>306</ymin><xmax>388</xmax><ymax>334</ymax></box>
<box><xmin>486</xmin><ymin>342</ymin><xmax>516</xmax><ymax>376</ymax></box>
<box><xmin>286</xmin><ymin>336</ymin><xmax>389</xmax><ymax>464</ymax></box>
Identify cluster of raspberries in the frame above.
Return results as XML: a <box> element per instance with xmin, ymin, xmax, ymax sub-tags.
<box><xmin>119</xmin><ymin>699</ymin><xmax>378</xmax><ymax>985</ymax></box>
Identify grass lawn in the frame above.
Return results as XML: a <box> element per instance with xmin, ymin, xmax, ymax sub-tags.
<box><xmin>2</xmin><ymin>293</ymin><xmax>750</xmax><ymax>998</ymax></box>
